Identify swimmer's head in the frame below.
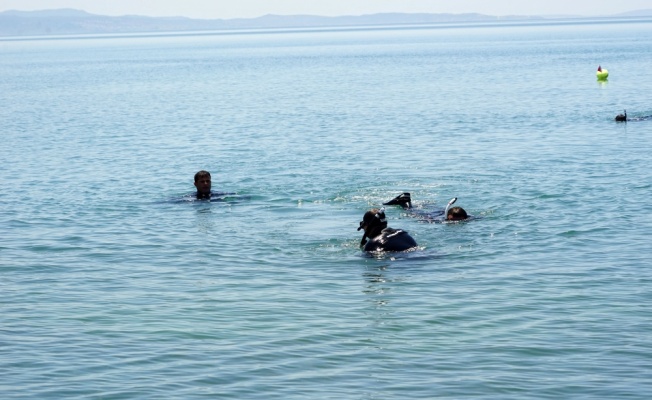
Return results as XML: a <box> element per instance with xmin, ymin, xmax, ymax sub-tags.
<box><xmin>615</xmin><ymin>110</ymin><xmax>627</xmax><ymax>122</ymax></box>
<box><xmin>194</xmin><ymin>170</ymin><xmax>212</xmax><ymax>198</ymax></box>
<box><xmin>446</xmin><ymin>206</ymin><xmax>468</xmax><ymax>221</ymax></box>
<box><xmin>194</xmin><ymin>170</ymin><xmax>211</xmax><ymax>183</ymax></box>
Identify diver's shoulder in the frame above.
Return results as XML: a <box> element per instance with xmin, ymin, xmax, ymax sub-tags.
<box><xmin>363</xmin><ymin>227</ymin><xmax>417</xmax><ymax>252</ymax></box>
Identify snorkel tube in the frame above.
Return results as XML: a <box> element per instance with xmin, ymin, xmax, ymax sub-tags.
<box><xmin>444</xmin><ymin>197</ymin><xmax>457</xmax><ymax>219</ymax></box>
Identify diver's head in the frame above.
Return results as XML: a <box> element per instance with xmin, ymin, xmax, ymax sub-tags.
<box><xmin>358</xmin><ymin>208</ymin><xmax>388</xmax><ymax>246</ymax></box>
<box><xmin>446</xmin><ymin>206</ymin><xmax>468</xmax><ymax>221</ymax></box>
<box><xmin>615</xmin><ymin>110</ymin><xmax>627</xmax><ymax>122</ymax></box>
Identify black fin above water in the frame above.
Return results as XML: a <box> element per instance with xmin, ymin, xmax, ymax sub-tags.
<box><xmin>383</xmin><ymin>192</ymin><xmax>412</xmax><ymax>209</ymax></box>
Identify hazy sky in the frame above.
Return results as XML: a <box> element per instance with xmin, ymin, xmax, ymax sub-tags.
<box><xmin>1</xmin><ymin>0</ymin><xmax>650</xmax><ymax>19</ymax></box>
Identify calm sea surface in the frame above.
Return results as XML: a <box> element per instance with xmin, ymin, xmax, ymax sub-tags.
<box><xmin>2</xmin><ymin>18</ymin><xmax>652</xmax><ymax>399</ymax></box>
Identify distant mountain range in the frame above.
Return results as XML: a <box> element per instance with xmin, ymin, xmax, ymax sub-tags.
<box><xmin>1</xmin><ymin>8</ymin><xmax>652</xmax><ymax>37</ymax></box>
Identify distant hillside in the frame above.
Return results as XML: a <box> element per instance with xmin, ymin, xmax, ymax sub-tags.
<box><xmin>0</xmin><ymin>9</ymin><xmax>543</xmax><ymax>37</ymax></box>
<box><xmin>0</xmin><ymin>8</ymin><xmax>650</xmax><ymax>37</ymax></box>
<box><xmin>614</xmin><ymin>9</ymin><xmax>652</xmax><ymax>17</ymax></box>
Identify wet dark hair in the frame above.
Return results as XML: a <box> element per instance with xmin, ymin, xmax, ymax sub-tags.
<box><xmin>194</xmin><ymin>170</ymin><xmax>211</xmax><ymax>182</ymax></box>
<box><xmin>447</xmin><ymin>206</ymin><xmax>468</xmax><ymax>221</ymax></box>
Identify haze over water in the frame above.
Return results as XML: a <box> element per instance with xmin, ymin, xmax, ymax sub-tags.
<box><xmin>2</xmin><ymin>18</ymin><xmax>652</xmax><ymax>399</ymax></box>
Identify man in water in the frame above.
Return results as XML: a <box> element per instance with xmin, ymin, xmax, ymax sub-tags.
<box><xmin>188</xmin><ymin>170</ymin><xmax>242</xmax><ymax>203</ymax></box>
<box><xmin>194</xmin><ymin>170</ymin><xmax>213</xmax><ymax>199</ymax></box>
<box><xmin>357</xmin><ymin>208</ymin><xmax>417</xmax><ymax>252</ymax></box>
<box><xmin>383</xmin><ymin>192</ymin><xmax>469</xmax><ymax>222</ymax></box>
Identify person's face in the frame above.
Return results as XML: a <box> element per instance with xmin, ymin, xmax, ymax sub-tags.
<box><xmin>194</xmin><ymin>176</ymin><xmax>211</xmax><ymax>194</ymax></box>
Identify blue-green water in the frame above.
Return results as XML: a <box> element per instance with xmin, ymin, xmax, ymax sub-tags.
<box><xmin>2</xmin><ymin>19</ymin><xmax>652</xmax><ymax>399</ymax></box>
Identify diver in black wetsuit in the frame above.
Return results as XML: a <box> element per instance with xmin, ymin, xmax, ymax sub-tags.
<box><xmin>614</xmin><ymin>110</ymin><xmax>652</xmax><ymax>122</ymax></box>
<box><xmin>615</xmin><ymin>110</ymin><xmax>627</xmax><ymax>122</ymax></box>
<box><xmin>357</xmin><ymin>208</ymin><xmax>417</xmax><ymax>252</ymax></box>
<box><xmin>383</xmin><ymin>192</ymin><xmax>469</xmax><ymax>222</ymax></box>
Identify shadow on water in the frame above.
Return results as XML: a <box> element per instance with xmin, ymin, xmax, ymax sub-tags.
<box><xmin>362</xmin><ymin>265</ymin><xmax>394</xmax><ymax>302</ymax></box>
<box><xmin>194</xmin><ymin>206</ymin><xmax>215</xmax><ymax>233</ymax></box>
<box><xmin>626</xmin><ymin>114</ymin><xmax>652</xmax><ymax>122</ymax></box>
<box><xmin>166</xmin><ymin>192</ymin><xmax>251</xmax><ymax>204</ymax></box>
<box><xmin>155</xmin><ymin>192</ymin><xmax>252</xmax><ymax>234</ymax></box>
<box><xmin>359</xmin><ymin>246</ymin><xmax>446</xmax><ymax>263</ymax></box>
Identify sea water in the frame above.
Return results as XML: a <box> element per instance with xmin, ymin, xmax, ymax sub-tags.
<box><xmin>1</xmin><ymin>18</ymin><xmax>652</xmax><ymax>399</ymax></box>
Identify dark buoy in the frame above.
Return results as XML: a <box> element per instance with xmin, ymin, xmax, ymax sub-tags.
<box><xmin>615</xmin><ymin>110</ymin><xmax>627</xmax><ymax>122</ymax></box>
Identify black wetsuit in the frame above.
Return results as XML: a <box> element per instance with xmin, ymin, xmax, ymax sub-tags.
<box><xmin>363</xmin><ymin>228</ymin><xmax>417</xmax><ymax>252</ymax></box>
<box><xmin>195</xmin><ymin>191</ymin><xmax>236</xmax><ymax>200</ymax></box>
<box><xmin>629</xmin><ymin>115</ymin><xmax>652</xmax><ymax>121</ymax></box>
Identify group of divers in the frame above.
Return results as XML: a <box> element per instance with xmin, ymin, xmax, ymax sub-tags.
<box><xmin>192</xmin><ymin>170</ymin><xmax>472</xmax><ymax>254</ymax></box>
<box><xmin>192</xmin><ymin>108</ymin><xmax>643</xmax><ymax>251</ymax></box>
